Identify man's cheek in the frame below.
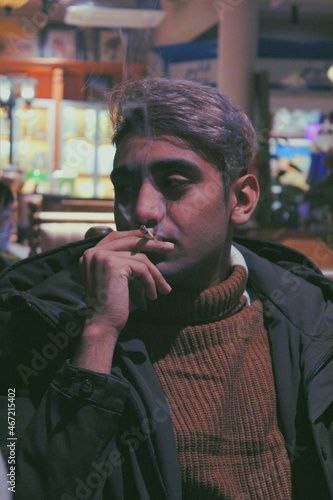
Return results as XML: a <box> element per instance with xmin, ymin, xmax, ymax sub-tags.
<box><xmin>190</xmin><ymin>182</ymin><xmax>223</xmax><ymax>206</ymax></box>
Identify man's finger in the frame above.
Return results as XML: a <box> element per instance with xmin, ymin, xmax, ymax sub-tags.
<box><xmin>96</xmin><ymin>235</ymin><xmax>174</xmax><ymax>254</ymax></box>
<box><xmin>95</xmin><ymin>229</ymin><xmax>145</xmax><ymax>247</ymax></box>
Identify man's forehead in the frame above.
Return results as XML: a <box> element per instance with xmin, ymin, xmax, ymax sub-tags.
<box><xmin>113</xmin><ymin>134</ymin><xmax>206</xmax><ymax>171</ymax></box>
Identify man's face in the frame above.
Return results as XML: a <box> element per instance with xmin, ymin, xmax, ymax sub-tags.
<box><xmin>112</xmin><ymin>135</ymin><xmax>234</xmax><ymax>290</ymax></box>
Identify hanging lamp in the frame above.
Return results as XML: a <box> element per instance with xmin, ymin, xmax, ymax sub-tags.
<box><xmin>64</xmin><ymin>0</ymin><xmax>165</xmax><ymax>29</ymax></box>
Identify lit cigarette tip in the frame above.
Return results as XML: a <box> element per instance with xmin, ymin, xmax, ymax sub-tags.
<box><xmin>139</xmin><ymin>225</ymin><xmax>157</xmax><ymax>240</ymax></box>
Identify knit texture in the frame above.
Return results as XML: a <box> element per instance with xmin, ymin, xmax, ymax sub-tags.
<box><xmin>126</xmin><ymin>265</ymin><xmax>291</xmax><ymax>499</ymax></box>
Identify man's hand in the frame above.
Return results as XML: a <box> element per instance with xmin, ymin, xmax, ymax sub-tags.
<box><xmin>72</xmin><ymin>230</ymin><xmax>174</xmax><ymax>373</ymax></box>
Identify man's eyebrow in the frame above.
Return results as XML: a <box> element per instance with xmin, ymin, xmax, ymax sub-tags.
<box><xmin>149</xmin><ymin>158</ymin><xmax>202</xmax><ymax>175</ymax></box>
<box><xmin>111</xmin><ymin>158</ymin><xmax>202</xmax><ymax>182</ymax></box>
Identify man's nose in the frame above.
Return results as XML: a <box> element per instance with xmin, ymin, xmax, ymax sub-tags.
<box><xmin>134</xmin><ymin>182</ymin><xmax>165</xmax><ymax>225</ymax></box>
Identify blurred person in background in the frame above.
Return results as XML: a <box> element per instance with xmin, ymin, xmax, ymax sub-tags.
<box><xmin>0</xmin><ymin>180</ymin><xmax>16</xmax><ymax>270</ymax></box>
<box><xmin>0</xmin><ymin>180</ymin><xmax>14</xmax><ymax>253</ymax></box>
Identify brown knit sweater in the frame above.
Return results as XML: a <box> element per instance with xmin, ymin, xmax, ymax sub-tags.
<box><xmin>126</xmin><ymin>265</ymin><xmax>291</xmax><ymax>499</ymax></box>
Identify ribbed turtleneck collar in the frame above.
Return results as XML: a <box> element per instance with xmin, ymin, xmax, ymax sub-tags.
<box><xmin>130</xmin><ymin>265</ymin><xmax>248</xmax><ymax>326</ymax></box>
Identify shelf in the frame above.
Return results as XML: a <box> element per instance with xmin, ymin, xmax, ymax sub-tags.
<box><xmin>35</xmin><ymin>211</ymin><xmax>115</xmax><ymax>223</ymax></box>
<box><xmin>270</xmin><ymin>130</ymin><xmax>306</xmax><ymax>139</ymax></box>
<box><xmin>17</xmin><ymin>136</ymin><xmax>47</xmax><ymax>141</ymax></box>
<box><xmin>0</xmin><ymin>56</ymin><xmax>142</xmax><ymax>77</ymax></box>
<box><xmin>0</xmin><ymin>56</ymin><xmax>143</xmax><ymax>100</ymax></box>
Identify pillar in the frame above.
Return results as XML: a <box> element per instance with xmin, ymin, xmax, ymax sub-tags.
<box><xmin>216</xmin><ymin>0</ymin><xmax>259</xmax><ymax>115</ymax></box>
<box><xmin>51</xmin><ymin>68</ymin><xmax>64</xmax><ymax>178</ymax></box>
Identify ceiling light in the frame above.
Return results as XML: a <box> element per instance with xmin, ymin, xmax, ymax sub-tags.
<box><xmin>327</xmin><ymin>65</ymin><xmax>333</xmax><ymax>84</ymax></box>
<box><xmin>0</xmin><ymin>75</ymin><xmax>14</xmax><ymax>106</ymax></box>
<box><xmin>64</xmin><ymin>1</ymin><xmax>166</xmax><ymax>29</ymax></box>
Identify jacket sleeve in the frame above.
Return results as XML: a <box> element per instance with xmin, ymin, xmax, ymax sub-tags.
<box><xmin>1</xmin><ymin>361</ymin><xmax>131</xmax><ymax>500</ymax></box>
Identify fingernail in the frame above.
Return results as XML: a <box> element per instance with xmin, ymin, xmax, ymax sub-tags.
<box><xmin>163</xmin><ymin>242</ymin><xmax>174</xmax><ymax>248</ymax></box>
<box><xmin>163</xmin><ymin>284</ymin><xmax>172</xmax><ymax>294</ymax></box>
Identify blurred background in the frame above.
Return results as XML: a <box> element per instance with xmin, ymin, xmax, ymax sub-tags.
<box><xmin>0</xmin><ymin>0</ymin><xmax>332</xmax><ymax>276</ymax></box>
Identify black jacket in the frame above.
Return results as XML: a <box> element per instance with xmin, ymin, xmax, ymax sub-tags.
<box><xmin>0</xmin><ymin>236</ymin><xmax>332</xmax><ymax>500</ymax></box>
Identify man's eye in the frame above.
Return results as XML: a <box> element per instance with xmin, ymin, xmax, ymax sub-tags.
<box><xmin>163</xmin><ymin>177</ymin><xmax>189</xmax><ymax>189</ymax></box>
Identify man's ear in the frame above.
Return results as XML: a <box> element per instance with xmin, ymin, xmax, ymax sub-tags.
<box><xmin>229</xmin><ymin>174</ymin><xmax>260</xmax><ymax>226</ymax></box>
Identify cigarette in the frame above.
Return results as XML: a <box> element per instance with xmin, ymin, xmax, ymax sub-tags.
<box><xmin>139</xmin><ymin>225</ymin><xmax>157</xmax><ymax>240</ymax></box>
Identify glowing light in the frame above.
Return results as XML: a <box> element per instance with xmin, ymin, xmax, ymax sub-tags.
<box><xmin>20</xmin><ymin>77</ymin><xmax>37</xmax><ymax>104</ymax></box>
<box><xmin>65</xmin><ymin>2</ymin><xmax>165</xmax><ymax>29</ymax></box>
<box><xmin>0</xmin><ymin>0</ymin><xmax>30</xmax><ymax>9</ymax></box>
<box><xmin>327</xmin><ymin>65</ymin><xmax>333</xmax><ymax>84</ymax></box>
<box><xmin>0</xmin><ymin>75</ymin><xmax>13</xmax><ymax>105</ymax></box>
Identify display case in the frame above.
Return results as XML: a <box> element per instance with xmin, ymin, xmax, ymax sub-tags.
<box><xmin>269</xmin><ymin>107</ymin><xmax>324</xmax><ymax>190</ymax></box>
<box><xmin>267</xmin><ymin>107</ymin><xmax>330</xmax><ymax>229</ymax></box>
<box><xmin>11</xmin><ymin>98</ymin><xmax>56</xmax><ymax>192</ymax></box>
<box><xmin>57</xmin><ymin>100</ymin><xmax>116</xmax><ymax>198</ymax></box>
<box><xmin>0</xmin><ymin>57</ymin><xmax>143</xmax><ymax>198</ymax></box>
<box><xmin>269</xmin><ymin>136</ymin><xmax>313</xmax><ymax>191</ymax></box>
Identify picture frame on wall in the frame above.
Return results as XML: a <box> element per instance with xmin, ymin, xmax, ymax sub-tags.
<box><xmin>84</xmin><ymin>73</ymin><xmax>114</xmax><ymax>102</ymax></box>
<box><xmin>40</xmin><ymin>25</ymin><xmax>84</xmax><ymax>60</ymax></box>
<box><xmin>0</xmin><ymin>34</ymin><xmax>39</xmax><ymax>58</ymax></box>
<box><xmin>97</xmin><ymin>30</ymin><xmax>126</xmax><ymax>63</ymax></box>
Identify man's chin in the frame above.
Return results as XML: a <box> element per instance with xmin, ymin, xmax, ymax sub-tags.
<box><xmin>148</xmin><ymin>252</ymin><xmax>189</xmax><ymax>288</ymax></box>
<box><xmin>155</xmin><ymin>260</ymin><xmax>188</xmax><ymax>289</ymax></box>
<box><xmin>149</xmin><ymin>255</ymin><xmax>176</xmax><ymax>279</ymax></box>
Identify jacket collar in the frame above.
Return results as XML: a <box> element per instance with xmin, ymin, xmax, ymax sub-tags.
<box><xmin>235</xmin><ymin>241</ymin><xmax>333</xmax><ymax>424</ymax></box>
<box><xmin>1</xmin><ymin>236</ymin><xmax>332</xmax><ymax>423</ymax></box>
<box><xmin>0</xmin><ymin>237</ymin><xmax>101</xmax><ymax>328</ymax></box>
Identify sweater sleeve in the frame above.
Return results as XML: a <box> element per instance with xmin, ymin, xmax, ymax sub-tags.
<box><xmin>1</xmin><ymin>361</ymin><xmax>131</xmax><ymax>500</ymax></box>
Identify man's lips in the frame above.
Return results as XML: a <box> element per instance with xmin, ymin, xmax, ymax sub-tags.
<box><xmin>156</xmin><ymin>235</ymin><xmax>176</xmax><ymax>245</ymax></box>
<box><xmin>147</xmin><ymin>236</ymin><xmax>176</xmax><ymax>264</ymax></box>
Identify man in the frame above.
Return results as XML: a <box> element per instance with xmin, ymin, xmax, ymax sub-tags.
<box><xmin>0</xmin><ymin>180</ymin><xmax>16</xmax><ymax>271</ymax></box>
<box><xmin>0</xmin><ymin>78</ymin><xmax>332</xmax><ymax>500</ymax></box>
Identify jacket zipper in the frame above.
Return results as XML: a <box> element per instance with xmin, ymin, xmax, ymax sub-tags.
<box><xmin>304</xmin><ymin>345</ymin><xmax>333</xmax><ymax>393</ymax></box>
